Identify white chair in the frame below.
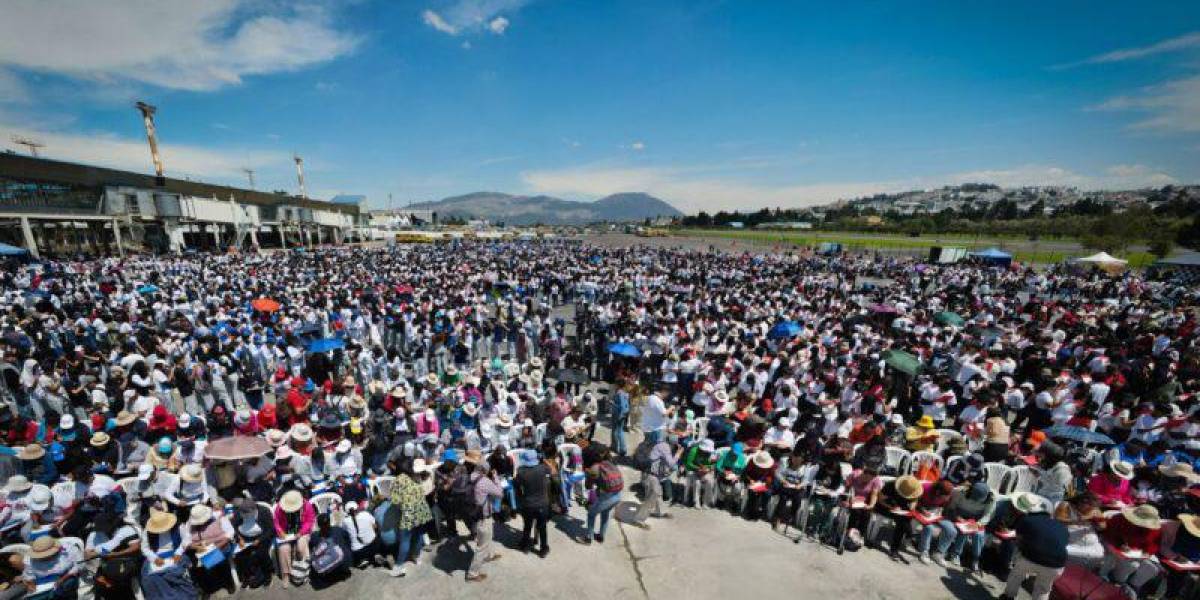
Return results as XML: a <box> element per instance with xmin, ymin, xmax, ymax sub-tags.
<box><xmin>934</xmin><ymin>429</ymin><xmax>963</xmax><ymax>455</ymax></box>
<box><xmin>311</xmin><ymin>492</ymin><xmax>342</xmax><ymax>515</ymax></box>
<box><xmin>909</xmin><ymin>451</ymin><xmax>944</xmax><ymax>475</ymax></box>
<box><xmin>116</xmin><ymin>477</ymin><xmax>139</xmax><ymax>498</ymax></box>
<box><xmin>983</xmin><ymin>463</ymin><xmax>1013</xmax><ymax>496</ymax></box>
<box><xmin>534</xmin><ymin>422</ymin><xmax>548</xmax><ymax>446</ymax></box>
<box><xmin>1003</xmin><ymin>465</ymin><xmax>1039</xmax><ymax>496</ymax></box>
<box><xmin>51</xmin><ymin>481</ymin><xmax>79</xmax><ymax>508</ymax></box>
<box><xmin>372</xmin><ymin>476</ymin><xmax>396</xmax><ymax>499</ymax></box>
<box><xmin>883</xmin><ymin>447</ymin><xmax>911</xmax><ymax>477</ymax></box>
<box><xmin>693</xmin><ymin>417</ymin><xmax>710</xmax><ymax>441</ymax></box>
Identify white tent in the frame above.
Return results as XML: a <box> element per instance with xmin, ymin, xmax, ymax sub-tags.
<box><xmin>1074</xmin><ymin>251</ymin><xmax>1128</xmax><ymax>265</ymax></box>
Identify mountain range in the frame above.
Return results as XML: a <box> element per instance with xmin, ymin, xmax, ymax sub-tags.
<box><xmin>405</xmin><ymin>192</ymin><xmax>682</xmax><ymax>225</ymax></box>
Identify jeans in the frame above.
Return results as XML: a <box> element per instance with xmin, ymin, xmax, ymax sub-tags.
<box><xmin>520</xmin><ymin>506</ymin><xmax>549</xmax><ymax>550</ymax></box>
<box><xmin>396</xmin><ymin>527</ymin><xmax>425</xmax><ymax>563</ymax></box>
<box><xmin>611</xmin><ymin>415</ymin><xmax>628</xmax><ymax>455</ymax></box>
<box><xmin>587</xmin><ymin>492</ymin><xmax>621</xmax><ymax>538</ymax></box>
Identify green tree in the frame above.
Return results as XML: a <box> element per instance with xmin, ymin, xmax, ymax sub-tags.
<box><xmin>1149</xmin><ymin>238</ymin><xmax>1175</xmax><ymax>259</ymax></box>
<box><xmin>1177</xmin><ymin>217</ymin><xmax>1200</xmax><ymax>250</ymax></box>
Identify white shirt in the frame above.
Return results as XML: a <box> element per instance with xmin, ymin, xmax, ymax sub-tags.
<box><xmin>641</xmin><ymin>393</ymin><xmax>669</xmax><ymax>433</ymax></box>
<box><xmin>341</xmin><ymin>510</ymin><xmax>377</xmax><ymax>551</ymax></box>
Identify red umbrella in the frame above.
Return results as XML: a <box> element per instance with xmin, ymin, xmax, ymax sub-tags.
<box><xmin>205</xmin><ymin>435</ymin><xmax>273</xmax><ymax>461</ymax></box>
<box><xmin>251</xmin><ymin>298</ymin><xmax>281</xmax><ymax>313</ymax></box>
<box><xmin>394</xmin><ymin>284</ymin><xmax>414</xmax><ymax>294</ymax></box>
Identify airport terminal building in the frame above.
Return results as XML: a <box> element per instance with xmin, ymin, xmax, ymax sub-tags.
<box><xmin>0</xmin><ymin>153</ymin><xmax>362</xmax><ymax>258</ymax></box>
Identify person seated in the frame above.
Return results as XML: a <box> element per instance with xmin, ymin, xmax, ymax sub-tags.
<box><xmin>1086</xmin><ymin>460</ymin><xmax>1134</xmax><ymax>507</ymax></box>
<box><xmin>770</xmin><ymin>452</ymin><xmax>808</xmax><ymax>531</ymax></box>
<box><xmin>714</xmin><ymin>442</ymin><xmax>748</xmax><ymax>509</ymax></box>
<box><xmin>905</xmin><ymin>415</ymin><xmax>939</xmax><ymax>452</ymax></box>
<box><xmin>921</xmin><ymin>482</ymin><xmax>995</xmax><ymax>573</ymax></box>
<box><xmin>1055</xmin><ymin>492</ymin><xmax>1105</xmax><ymax>569</ymax></box>
<box><xmin>681</xmin><ymin>439</ymin><xmax>717</xmax><ymax>509</ymax></box>
<box><xmin>1099</xmin><ymin>504</ymin><xmax>1163</xmax><ymax>597</ymax></box>
<box><xmin>1161</xmin><ymin>513</ymin><xmax>1200</xmax><ymax>598</ymax></box>
<box><xmin>274</xmin><ymin>490</ymin><xmax>315</xmax><ymax>588</ymax></box>
<box><xmin>20</xmin><ymin>536</ymin><xmax>79</xmax><ymax>600</ymax></box>
<box><xmin>230</xmin><ymin>497</ymin><xmax>275</xmax><ymax>589</ymax></box>
<box><xmin>873</xmin><ymin>474</ymin><xmax>923</xmax><ymax>560</ymax></box>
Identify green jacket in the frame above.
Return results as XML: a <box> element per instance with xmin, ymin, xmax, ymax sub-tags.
<box><xmin>684</xmin><ymin>446</ymin><xmax>716</xmax><ymax>472</ymax></box>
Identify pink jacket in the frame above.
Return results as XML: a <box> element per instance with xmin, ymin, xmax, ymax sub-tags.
<box><xmin>273</xmin><ymin>501</ymin><xmax>316</xmax><ymax>537</ymax></box>
<box><xmin>415</xmin><ymin>413</ymin><xmax>440</xmax><ymax>437</ymax></box>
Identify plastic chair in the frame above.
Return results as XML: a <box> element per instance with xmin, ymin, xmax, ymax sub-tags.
<box><xmin>693</xmin><ymin>417</ymin><xmax>710</xmax><ymax>441</ymax></box>
<box><xmin>51</xmin><ymin>481</ymin><xmax>78</xmax><ymax>508</ymax></box>
<box><xmin>1003</xmin><ymin>465</ymin><xmax>1039</xmax><ymax>496</ymax></box>
<box><xmin>982</xmin><ymin>463</ymin><xmax>1013</xmax><ymax>495</ymax></box>
<box><xmin>311</xmin><ymin>492</ymin><xmax>341</xmax><ymax>515</ymax></box>
<box><xmin>372</xmin><ymin>476</ymin><xmax>396</xmax><ymax>499</ymax></box>
<box><xmin>534</xmin><ymin>423</ymin><xmax>548</xmax><ymax>446</ymax></box>
<box><xmin>909</xmin><ymin>451</ymin><xmax>944</xmax><ymax>475</ymax></box>
<box><xmin>883</xmin><ymin>447</ymin><xmax>911</xmax><ymax>477</ymax></box>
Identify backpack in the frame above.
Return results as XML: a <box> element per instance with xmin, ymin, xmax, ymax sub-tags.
<box><xmin>595</xmin><ymin>461</ymin><xmax>624</xmax><ymax>494</ymax></box>
<box><xmin>450</xmin><ymin>469</ymin><xmax>482</xmax><ymax>522</ymax></box>
<box><xmin>310</xmin><ymin>538</ymin><xmax>345</xmax><ymax>575</ymax></box>
<box><xmin>632</xmin><ymin>438</ymin><xmax>656</xmax><ymax>471</ymax></box>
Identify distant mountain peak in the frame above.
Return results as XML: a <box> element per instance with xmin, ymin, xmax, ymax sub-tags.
<box><xmin>407</xmin><ymin>191</ymin><xmax>681</xmax><ymax>225</ymax></box>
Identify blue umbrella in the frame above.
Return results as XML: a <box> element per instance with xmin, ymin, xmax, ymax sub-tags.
<box><xmin>606</xmin><ymin>342</ymin><xmax>641</xmax><ymax>358</ymax></box>
<box><xmin>767</xmin><ymin>321</ymin><xmax>802</xmax><ymax>339</ymax></box>
<box><xmin>136</xmin><ymin>284</ymin><xmax>159</xmax><ymax>294</ymax></box>
<box><xmin>1042</xmin><ymin>425</ymin><xmax>1114</xmax><ymax>446</ymax></box>
<box><xmin>306</xmin><ymin>338</ymin><xmax>345</xmax><ymax>353</ymax></box>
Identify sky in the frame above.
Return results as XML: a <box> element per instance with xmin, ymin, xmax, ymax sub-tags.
<box><xmin>0</xmin><ymin>0</ymin><xmax>1198</xmax><ymax>214</ymax></box>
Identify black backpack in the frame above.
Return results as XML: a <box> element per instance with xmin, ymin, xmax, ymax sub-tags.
<box><xmin>449</xmin><ymin>468</ymin><xmax>482</xmax><ymax>523</ymax></box>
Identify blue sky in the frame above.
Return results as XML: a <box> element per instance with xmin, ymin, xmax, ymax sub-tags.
<box><xmin>1</xmin><ymin>0</ymin><xmax>1198</xmax><ymax>213</ymax></box>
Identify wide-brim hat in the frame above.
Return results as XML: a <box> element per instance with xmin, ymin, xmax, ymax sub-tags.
<box><xmin>530</xmin><ymin>369</ymin><xmax>543</xmax><ymax>382</ymax></box>
<box><xmin>188</xmin><ymin>504</ymin><xmax>214</xmax><ymax>526</ymax></box>
<box><xmin>895</xmin><ymin>475</ymin><xmax>923</xmax><ymax>500</ymax></box>
<box><xmin>275</xmin><ymin>445</ymin><xmax>294</xmax><ymax>461</ymax></box>
<box><xmin>445</xmin><ymin>366</ymin><xmax>459</xmax><ymax>376</ymax></box>
<box><xmin>1011</xmin><ymin>492</ymin><xmax>1049</xmax><ymax>515</ymax></box>
<box><xmin>26</xmin><ymin>487</ymin><xmax>52</xmax><ymax>512</ymax></box>
<box><xmin>19</xmin><ymin>444</ymin><xmax>45</xmax><ymax>461</ymax></box>
<box><xmin>424</xmin><ymin>374</ymin><xmax>439</xmax><ymax>387</ymax></box>
<box><xmin>290</xmin><ymin>423</ymin><xmax>314</xmax><ymax>442</ymax></box>
<box><xmin>145</xmin><ymin>510</ymin><xmax>178</xmax><ymax>534</ymax></box>
<box><xmin>1122</xmin><ymin>504</ymin><xmax>1162</xmax><ymax>530</ymax></box>
<box><xmin>464</xmin><ymin>449</ymin><xmax>483</xmax><ymax>465</ymax></box>
<box><xmin>1159</xmin><ymin>462</ymin><xmax>1199</xmax><ymax>481</ymax></box>
<box><xmin>390</xmin><ymin>387</ymin><xmax>407</xmax><ymax>399</ymax></box>
<box><xmin>265</xmin><ymin>429</ymin><xmax>288</xmax><ymax>447</ymax></box>
<box><xmin>1180</xmin><ymin>513</ymin><xmax>1200</xmax><ymax>538</ymax></box>
<box><xmin>280</xmin><ymin>490</ymin><xmax>304</xmax><ymax>513</ymax></box>
<box><xmin>28</xmin><ymin>536</ymin><xmax>61</xmax><ymax>559</ymax></box>
<box><xmin>497</xmin><ymin>414</ymin><xmax>513</xmax><ymax>427</ymax></box>
<box><xmin>752</xmin><ymin>451</ymin><xmax>774</xmax><ymax>469</ymax></box>
<box><xmin>504</xmin><ymin>363</ymin><xmax>520</xmax><ymax>377</ymax></box>
<box><xmin>529</xmin><ymin>357</ymin><xmax>544</xmax><ymax>369</ymax></box>
<box><xmin>115</xmin><ymin>411</ymin><xmax>138</xmax><ymax>427</ymax></box>
<box><xmin>90</xmin><ymin>432</ymin><xmax>111</xmax><ymax>448</ymax></box>
<box><xmin>1109</xmin><ymin>460</ymin><xmax>1135</xmax><ymax>480</ymax></box>
<box><xmin>348</xmin><ymin>395</ymin><xmax>367</xmax><ymax>409</ymax></box>
<box><xmin>915</xmin><ymin>415</ymin><xmax>935</xmax><ymax>429</ymax></box>
<box><xmin>2</xmin><ymin>475</ymin><xmax>31</xmax><ymax>494</ymax></box>
<box><xmin>180</xmin><ymin>464</ymin><xmax>203</xmax><ymax>483</ymax></box>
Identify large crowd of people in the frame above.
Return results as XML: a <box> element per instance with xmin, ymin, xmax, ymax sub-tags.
<box><xmin>0</xmin><ymin>238</ymin><xmax>1195</xmax><ymax>600</ymax></box>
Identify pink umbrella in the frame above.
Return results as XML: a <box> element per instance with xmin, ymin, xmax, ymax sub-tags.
<box><xmin>205</xmin><ymin>435</ymin><xmax>273</xmax><ymax>461</ymax></box>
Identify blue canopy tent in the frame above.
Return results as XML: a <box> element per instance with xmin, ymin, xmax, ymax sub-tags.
<box><xmin>970</xmin><ymin>247</ymin><xmax>1013</xmax><ymax>267</ymax></box>
<box><xmin>0</xmin><ymin>243</ymin><xmax>30</xmax><ymax>261</ymax></box>
<box><xmin>306</xmin><ymin>338</ymin><xmax>346</xmax><ymax>353</ymax></box>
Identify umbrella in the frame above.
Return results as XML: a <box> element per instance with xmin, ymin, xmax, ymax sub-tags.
<box><xmin>307</xmin><ymin>337</ymin><xmax>346</xmax><ymax>353</ymax></box>
<box><xmin>549</xmin><ymin>368</ymin><xmax>590</xmax><ymax>385</ymax></box>
<box><xmin>882</xmin><ymin>349</ymin><xmax>922</xmax><ymax>376</ymax></box>
<box><xmin>1042</xmin><ymin>425</ymin><xmax>1114</xmax><ymax>446</ymax></box>
<box><xmin>136</xmin><ymin>284</ymin><xmax>159</xmax><ymax>294</ymax></box>
<box><xmin>767</xmin><ymin>321</ymin><xmax>802</xmax><ymax>339</ymax></box>
<box><xmin>251</xmin><ymin>297</ymin><xmax>281</xmax><ymax>313</ymax></box>
<box><xmin>633</xmin><ymin>339</ymin><xmax>664</xmax><ymax>355</ymax></box>
<box><xmin>607</xmin><ymin>342</ymin><xmax>641</xmax><ymax>358</ymax></box>
<box><xmin>205</xmin><ymin>435</ymin><xmax>273</xmax><ymax>461</ymax></box>
<box><xmin>933</xmin><ymin>311</ymin><xmax>965</xmax><ymax>327</ymax></box>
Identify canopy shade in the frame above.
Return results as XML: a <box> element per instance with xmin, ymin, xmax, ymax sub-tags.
<box><xmin>1074</xmin><ymin>252</ymin><xmax>1128</xmax><ymax>265</ymax></box>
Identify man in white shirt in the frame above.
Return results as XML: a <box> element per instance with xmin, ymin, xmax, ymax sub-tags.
<box><xmin>641</xmin><ymin>385</ymin><xmax>674</xmax><ymax>443</ymax></box>
<box><xmin>341</xmin><ymin>505</ymin><xmax>381</xmax><ymax>567</ymax></box>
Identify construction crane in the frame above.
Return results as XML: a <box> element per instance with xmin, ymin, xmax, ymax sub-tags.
<box><xmin>293</xmin><ymin>154</ymin><xmax>306</xmax><ymax>198</ymax></box>
<box><xmin>134</xmin><ymin>101</ymin><xmax>164</xmax><ymax>178</ymax></box>
<box><xmin>242</xmin><ymin>168</ymin><xmax>256</xmax><ymax>190</ymax></box>
<box><xmin>10</xmin><ymin>136</ymin><xmax>44</xmax><ymax>157</ymax></box>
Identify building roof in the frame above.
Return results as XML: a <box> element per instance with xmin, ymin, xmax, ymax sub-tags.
<box><xmin>0</xmin><ymin>153</ymin><xmax>358</xmax><ymax>215</ymax></box>
<box><xmin>1154</xmin><ymin>250</ymin><xmax>1200</xmax><ymax>268</ymax></box>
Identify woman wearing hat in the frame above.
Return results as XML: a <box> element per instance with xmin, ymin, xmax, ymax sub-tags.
<box><xmin>1053</xmin><ymin>492</ymin><xmax>1105</xmax><ymax>569</ymax></box>
<box><xmin>163</xmin><ymin>464</ymin><xmax>209</xmax><ymax>522</ymax></box>
<box><xmin>743</xmin><ymin>450</ymin><xmax>775</xmax><ymax>521</ymax></box>
<box><xmin>904</xmin><ymin>415</ymin><xmax>939</xmax><ymax>452</ymax></box>
<box><xmin>919</xmin><ymin>481</ymin><xmax>996</xmax><ymax>573</ymax></box>
<box><xmin>1086</xmin><ymin>459</ymin><xmax>1135</xmax><ymax>507</ymax></box>
<box><xmin>872</xmin><ymin>474</ymin><xmax>923</xmax><ymax>560</ymax></box>
<box><xmin>230</xmin><ymin>497</ymin><xmax>275</xmax><ymax>589</ymax></box>
<box><xmin>1099</xmin><ymin>503</ymin><xmax>1164</xmax><ymax>596</ymax></box>
<box><xmin>20</xmin><ymin>536</ymin><xmax>79</xmax><ymax>599</ymax></box>
<box><xmin>84</xmin><ymin>502</ymin><xmax>142</xmax><ymax>600</ymax></box>
<box><xmin>18</xmin><ymin>444</ymin><xmax>57</xmax><ymax>485</ymax></box>
<box><xmin>385</xmin><ymin>459</ymin><xmax>435</xmax><ymax>577</ymax></box>
<box><xmin>138</xmin><ymin>510</ymin><xmax>198</xmax><ymax>600</ymax></box>
<box><xmin>273</xmin><ymin>490</ymin><xmax>315</xmax><ymax>587</ymax></box>
<box><xmin>182</xmin><ymin>502</ymin><xmax>236</xmax><ymax>595</ymax></box>
<box><xmin>1162</xmin><ymin>513</ymin><xmax>1200</xmax><ymax>598</ymax></box>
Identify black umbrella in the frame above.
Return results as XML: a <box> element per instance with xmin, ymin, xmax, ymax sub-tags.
<box><xmin>549</xmin><ymin>367</ymin><xmax>590</xmax><ymax>385</ymax></box>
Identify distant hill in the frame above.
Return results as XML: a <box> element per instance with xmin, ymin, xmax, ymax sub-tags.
<box><xmin>407</xmin><ymin>191</ymin><xmax>681</xmax><ymax>225</ymax></box>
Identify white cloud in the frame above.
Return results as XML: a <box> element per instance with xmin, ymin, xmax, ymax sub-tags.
<box><xmin>421</xmin><ymin>0</ymin><xmax>530</xmax><ymax>36</ymax></box>
<box><xmin>488</xmin><ymin>17</ymin><xmax>510</xmax><ymax>34</ymax></box>
<box><xmin>1091</xmin><ymin>75</ymin><xmax>1200</xmax><ymax>133</ymax></box>
<box><xmin>1055</xmin><ymin>31</ymin><xmax>1200</xmax><ymax>69</ymax></box>
<box><xmin>0</xmin><ymin>122</ymin><xmax>291</xmax><ymax>185</ymax></box>
<box><xmin>422</xmin><ymin>9</ymin><xmax>459</xmax><ymax>35</ymax></box>
<box><xmin>0</xmin><ymin>1</ymin><xmax>360</xmax><ymax>92</ymax></box>
<box><xmin>522</xmin><ymin>162</ymin><xmax>1178</xmax><ymax>213</ymax></box>
<box><xmin>630</xmin><ymin>141</ymin><xmax>645</xmax><ymax>151</ymax></box>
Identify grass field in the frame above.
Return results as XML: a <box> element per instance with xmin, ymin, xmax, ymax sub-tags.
<box><xmin>675</xmin><ymin>228</ymin><xmax>1156</xmax><ymax>268</ymax></box>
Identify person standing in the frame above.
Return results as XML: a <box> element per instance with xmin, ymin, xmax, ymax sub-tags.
<box><xmin>581</xmin><ymin>449</ymin><xmax>625</xmax><ymax>544</ymax></box>
<box><xmin>513</xmin><ymin>449</ymin><xmax>551</xmax><ymax>557</ymax></box>
<box><xmin>998</xmin><ymin>492</ymin><xmax>1068</xmax><ymax>600</ymax></box>
<box><xmin>465</xmin><ymin>451</ymin><xmax>503</xmax><ymax>583</ymax></box>
<box><xmin>641</xmin><ymin>384</ymin><xmax>673</xmax><ymax>444</ymax></box>
<box><xmin>610</xmin><ymin>383</ymin><xmax>631</xmax><ymax>457</ymax></box>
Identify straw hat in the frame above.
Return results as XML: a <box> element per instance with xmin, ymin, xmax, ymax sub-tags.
<box><xmin>180</xmin><ymin>463</ymin><xmax>203</xmax><ymax>483</ymax></box>
<box><xmin>1122</xmin><ymin>504</ymin><xmax>1162</xmax><ymax>530</ymax></box>
<box><xmin>915</xmin><ymin>415</ymin><xmax>935</xmax><ymax>429</ymax></box>
<box><xmin>279</xmin><ymin>490</ymin><xmax>304</xmax><ymax>513</ymax></box>
<box><xmin>28</xmin><ymin>536</ymin><xmax>62</xmax><ymax>559</ymax></box>
<box><xmin>19</xmin><ymin>444</ymin><xmax>45</xmax><ymax>461</ymax></box>
<box><xmin>529</xmin><ymin>357</ymin><xmax>544</xmax><ymax>370</ymax></box>
<box><xmin>90</xmin><ymin>432</ymin><xmax>110</xmax><ymax>448</ymax></box>
<box><xmin>26</xmin><ymin>487</ymin><xmax>52</xmax><ymax>512</ymax></box>
<box><xmin>275</xmin><ymin>445</ymin><xmax>294</xmax><ymax>461</ymax></box>
<box><xmin>497</xmin><ymin>414</ymin><xmax>513</xmax><ymax>428</ymax></box>
<box><xmin>265</xmin><ymin>429</ymin><xmax>288</xmax><ymax>448</ymax></box>
<box><xmin>1180</xmin><ymin>514</ymin><xmax>1200</xmax><ymax>538</ymax></box>
<box><xmin>348</xmin><ymin>395</ymin><xmax>367</xmax><ymax>410</ymax></box>
<box><xmin>188</xmin><ymin>504</ymin><xmax>214</xmax><ymax>526</ymax></box>
<box><xmin>752</xmin><ymin>451</ymin><xmax>775</xmax><ymax>469</ymax></box>
<box><xmin>2</xmin><ymin>475</ymin><xmax>31</xmax><ymax>494</ymax></box>
<box><xmin>530</xmin><ymin>369</ymin><xmax>543</xmax><ymax>382</ymax></box>
<box><xmin>504</xmin><ymin>363</ymin><xmax>520</xmax><ymax>377</ymax></box>
<box><xmin>1109</xmin><ymin>460</ymin><xmax>1135</xmax><ymax>480</ymax></box>
<box><xmin>464</xmin><ymin>449</ymin><xmax>483</xmax><ymax>465</ymax></box>
<box><xmin>424</xmin><ymin>373</ymin><xmax>439</xmax><ymax>387</ymax></box>
<box><xmin>1159</xmin><ymin>463</ymin><xmax>1199</xmax><ymax>481</ymax></box>
<box><xmin>289</xmin><ymin>423</ymin><xmax>314</xmax><ymax>442</ymax></box>
<box><xmin>445</xmin><ymin>365</ymin><xmax>458</xmax><ymax>377</ymax></box>
<box><xmin>145</xmin><ymin>510</ymin><xmax>178</xmax><ymax>534</ymax></box>
<box><xmin>115</xmin><ymin>410</ymin><xmax>138</xmax><ymax>427</ymax></box>
<box><xmin>895</xmin><ymin>475</ymin><xmax>923</xmax><ymax>500</ymax></box>
<box><xmin>390</xmin><ymin>387</ymin><xmax>407</xmax><ymax>399</ymax></box>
